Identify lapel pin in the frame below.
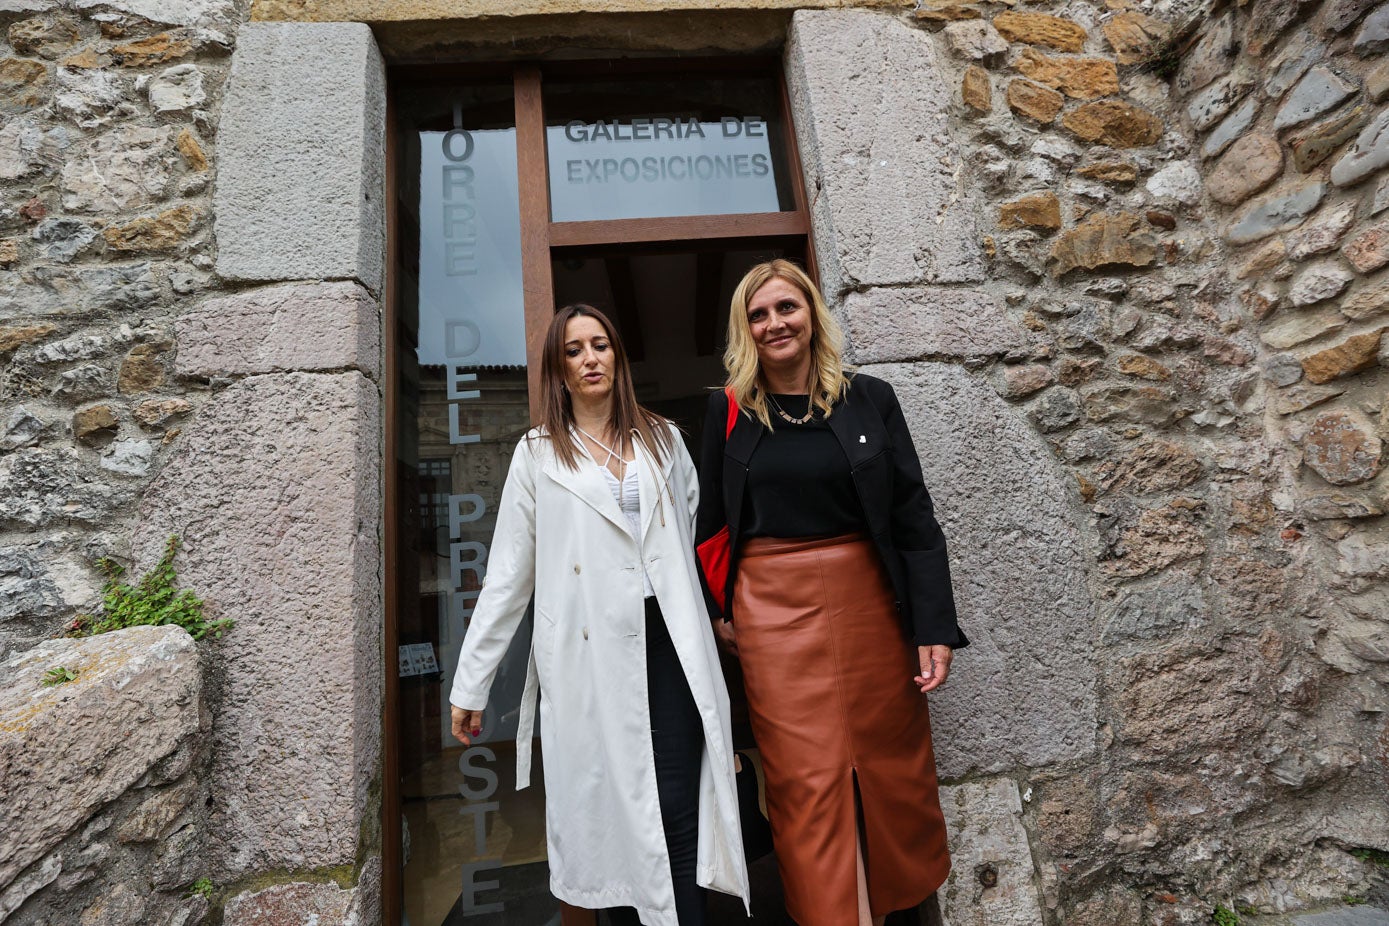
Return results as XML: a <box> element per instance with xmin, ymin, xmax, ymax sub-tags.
<box><xmin>859</xmin><ymin>435</ymin><xmax>866</xmax><ymax>443</ymax></box>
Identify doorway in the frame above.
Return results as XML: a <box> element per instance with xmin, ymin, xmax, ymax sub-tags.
<box><xmin>386</xmin><ymin>59</ymin><xmax>813</xmax><ymax>926</ymax></box>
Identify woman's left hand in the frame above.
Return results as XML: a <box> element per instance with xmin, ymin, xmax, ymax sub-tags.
<box><xmin>914</xmin><ymin>645</ymin><xmax>953</xmax><ymax>693</ymax></box>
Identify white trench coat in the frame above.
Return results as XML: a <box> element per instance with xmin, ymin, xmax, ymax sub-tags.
<box><xmin>449</xmin><ymin>424</ymin><xmax>751</xmax><ymax>926</ymax></box>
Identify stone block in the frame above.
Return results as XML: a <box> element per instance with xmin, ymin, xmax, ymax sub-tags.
<box><xmin>224</xmin><ymin>857</ymin><xmax>378</xmax><ymax>926</ymax></box>
<box><xmin>1187</xmin><ymin>70</ymin><xmax>1254</xmax><ymax>131</ymax></box>
<box><xmin>215</xmin><ymin>23</ymin><xmax>385</xmax><ymax>292</ymax></box>
<box><xmin>992</xmin><ymin>11</ymin><xmax>1085</xmax><ymax>51</ymax></box>
<box><xmin>962</xmin><ymin>64</ymin><xmax>991</xmax><ymax>113</ymax></box>
<box><xmin>1208</xmin><ymin>134</ymin><xmax>1284</xmax><ymax>206</ymax></box>
<box><xmin>1176</xmin><ymin>12</ymin><xmax>1234</xmax><ymax>96</ymax></box>
<box><xmin>0</xmin><ymin>262</ymin><xmax>159</xmax><ymax>320</ymax></box>
<box><xmin>1202</xmin><ymin>96</ymin><xmax>1258</xmax><ymax>160</ymax></box>
<box><xmin>1014</xmin><ymin>48</ymin><xmax>1117</xmax><ymax>100</ymax></box>
<box><xmin>72</xmin><ymin>0</ymin><xmax>233</xmax><ymax>27</ymax></box>
<box><xmin>1262</xmin><ymin>307</ymin><xmax>1347</xmax><ymax>349</ymax></box>
<box><xmin>1245</xmin><ymin>0</ymin><xmax>1311</xmax><ymax>55</ymax></box>
<box><xmin>1301</xmin><ymin>410</ymin><xmax>1383</xmax><ymax>485</ymax></box>
<box><xmin>843</xmin><ymin>287</ymin><xmax>1029</xmax><ymax>363</ymax></box>
<box><xmin>177</xmin><ymin>281</ymin><xmax>381</xmax><ymax>380</ymax></box>
<box><xmin>1342</xmin><ymin>220</ymin><xmax>1389</xmax><ymax>273</ymax></box>
<box><xmin>1146</xmin><ymin>162</ymin><xmax>1203</xmax><ymax>206</ymax></box>
<box><xmin>0</xmin><ymin>626</ymin><xmax>200</xmax><ymax>892</ymax></box>
<box><xmin>861</xmin><ymin>363</ymin><xmax>1098</xmax><ymax>776</ymax></box>
<box><xmin>147</xmin><ymin>63</ymin><xmax>205</xmax><ymax>112</ymax></box>
<box><xmin>1288</xmin><ymin>261</ymin><xmax>1355</xmax><ymax>306</ymax></box>
<box><xmin>943</xmin><ymin>19</ymin><xmax>1008</xmax><ymax>63</ymax></box>
<box><xmin>1228</xmin><ymin>181</ymin><xmax>1326</xmax><ymax>244</ymax></box>
<box><xmin>999</xmin><ymin>192</ymin><xmax>1060</xmax><ymax>231</ymax></box>
<box><xmin>1102</xmin><ymin>11</ymin><xmax>1170</xmax><ymax>64</ymax></box>
<box><xmin>1102</xmin><ymin>580</ymin><xmax>1208</xmax><ymax>644</ymax></box>
<box><xmin>1357</xmin><ymin>6</ymin><xmax>1389</xmax><ymax>56</ymax></box>
<box><xmin>786</xmin><ymin>11</ymin><xmax>984</xmax><ymax>296</ymax></box>
<box><xmin>916</xmin><ymin>0</ymin><xmax>982</xmax><ymax>23</ymax></box>
<box><xmin>103</xmin><ymin>204</ymin><xmax>201</xmax><ymax>253</ymax></box>
<box><xmin>1287</xmin><ymin>202</ymin><xmax>1357</xmax><ymax>259</ymax></box>
<box><xmin>1049</xmin><ymin>211</ymin><xmax>1157</xmax><ymax>277</ymax></box>
<box><xmin>1291</xmin><ymin>105</ymin><xmax>1372</xmax><ymax>173</ymax></box>
<box><xmin>1006</xmin><ymin>78</ymin><xmax>1063</xmax><ymax>123</ymax></box>
<box><xmin>1331</xmin><ymin>107</ymin><xmax>1389</xmax><ymax>187</ymax></box>
<box><xmin>1342</xmin><ymin>277</ymin><xmax>1389</xmax><ymax>319</ymax></box>
<box><xmin>1061</xmin><ymin>100</ymin><xmax>1164</xmax><ymax>148</ymax></box>
<box><xmin>1301</xmin><ymin>329</ymin><xmax>1385</xmax><ymax>383</ymax></box>
<box><xmin>1265</xmin><ymin>29</ymin><xmax>1325</xmax><ymax>101</ymax></box>
<box><xmin>133</xmin><ymin>371</ymin><xmax>382</xmax><ymax>879</ymax></box>
<box><xmin>1275</xmin><ymin>67</ymin><xmax>1358</xmax><ymax>131</ymax></box>
<box><xmin>937</xmin><ymin>778</ymin><xmax>1045</xmax><ymax>926</ymax></box>
<box><xmin>61</xmin><ymin>125</ymin><xmax>180</xmax><ymax>213</ymax></box>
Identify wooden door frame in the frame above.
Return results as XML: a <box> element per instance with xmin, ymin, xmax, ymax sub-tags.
<box><xmin>382</xmin><ymin>56</ymin><xmax>818</xmax><ymax>926</ymax></box>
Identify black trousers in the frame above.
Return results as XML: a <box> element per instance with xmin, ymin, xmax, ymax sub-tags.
<box><xmin>607</xmin><ymin>598</ymin><xmax>708</xmax><ymax>926</ymax></box>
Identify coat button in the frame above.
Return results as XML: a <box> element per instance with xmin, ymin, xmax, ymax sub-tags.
<box><xmin>574</xmin><ymin>564</ymin><xmax>581</xmax><ymax>574</ymax></box>
<box><xmin>582</xmin><ymin>627</ymin><xmax>589</xmax><ymax>640</ymax></box>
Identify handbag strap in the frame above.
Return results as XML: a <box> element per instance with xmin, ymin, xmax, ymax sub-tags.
<box><xmin>724</xmin><ymin>385</ymin><xmax>739</xmax><ymax>439</ymax></box>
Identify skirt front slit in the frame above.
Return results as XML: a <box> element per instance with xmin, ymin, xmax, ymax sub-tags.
<box><xmin>732</xmin><ymin>533</ymin><xmax>950</xmax><ymax>925</ymax></box>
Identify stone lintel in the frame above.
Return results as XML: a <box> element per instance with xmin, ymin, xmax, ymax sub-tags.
<box><xmin>177</xmin><ymin>281</ymin><xmax>382</xmax><ymax>381</ymax></box>
<box><xmin>215</xmin><ymin>23</ymin><xmax>386</xmax><ymax>293</ymax></box>
<box><xmin>134</xmin><ymin>372</ymin><xmax>382</xmax><ymax>880</ymax></box>
<box><xmin>251</xmin><ymin>0</ymin><xmax>910</xmax><ymax>22</ymax></box>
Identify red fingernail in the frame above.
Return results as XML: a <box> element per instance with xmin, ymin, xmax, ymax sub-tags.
<box><xmin>471</xmin><ymin>728</ymin><xmax>481</xmax><ymax>736</ymax></box>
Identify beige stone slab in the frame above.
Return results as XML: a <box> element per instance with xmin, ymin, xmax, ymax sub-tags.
<box><xmin>252</xmin><ymin>0</ymin><xmax>910</xmax><ymax>22</ymax></box>
<box><xmin>176</xmin><ymin>281</ymin><xmax>381</xmax><ymax>380</ymax></box>
<box><xmin>0</xmin><ymin>626</ymin><xmax>201</xmax><ymax>893</ymax></box>
<box><xmin>133</xmin><ymin>371</ymin><xmax>382</xmax><ymax>880</ymax></box>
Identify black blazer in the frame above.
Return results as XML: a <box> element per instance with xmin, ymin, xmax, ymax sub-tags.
<box><xmin>695</xmin><ymin>373</ymin><xmax>967</xmax><ymax>648</ymax></box>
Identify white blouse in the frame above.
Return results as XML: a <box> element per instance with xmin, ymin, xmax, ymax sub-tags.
<box><xmin>577</xmin><ymin>435</ymin><xmax>655</xmax><ymax>598</ymax></box>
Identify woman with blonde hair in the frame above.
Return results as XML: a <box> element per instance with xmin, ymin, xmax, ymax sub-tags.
<box><xmin>695</xmin><ymin>260</ymin><xmax>966</xmax><ymax>926</ymax></box>
<box><xmin>451</xmin><ymin>304</ymin><xmax>749</xmax><ymax>925</ymax></box>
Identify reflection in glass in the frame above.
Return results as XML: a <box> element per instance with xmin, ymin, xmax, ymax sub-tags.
<box><xmin>396</xmin><ymin>83</ymin><xmax>559</xmax><ymax>926</ymax></box>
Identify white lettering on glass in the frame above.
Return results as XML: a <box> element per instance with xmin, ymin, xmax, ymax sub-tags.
<box><xmin>459</xmin><ymin>748</ymin><xmax>505</xmax><ymax>914</ymax></box>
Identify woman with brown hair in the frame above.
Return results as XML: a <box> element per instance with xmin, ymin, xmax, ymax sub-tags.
<box><xmin>449</xmin><ymin>304</ymin><xmax>749</xmax><ymax>926</ymax></box>
<box><xmin>696</xmin><ymin>260</ymin><xmax>967</xmax><ymax>926</ymax></box>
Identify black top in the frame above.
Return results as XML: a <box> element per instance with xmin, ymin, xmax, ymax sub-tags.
<box><xmin>742</xmin><ymin>395</ymin><xmax>865</xmax><ymax>539</ymax></box>
<box><xmin>696</xmin><ymin>374</ymin><xmax>967</xmax><ymax>648</ymax></box>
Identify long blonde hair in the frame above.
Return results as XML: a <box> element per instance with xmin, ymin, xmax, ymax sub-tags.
<box><xmin>724</xmin><ymin>259</ymin><xmax>850</xmax><ymax>428</ymax></box>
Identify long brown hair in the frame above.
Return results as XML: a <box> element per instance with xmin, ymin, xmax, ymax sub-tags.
<box><xmin>539</xmin><ymin>304</ymin><xmax>674</xmax><ymax>470</ymax></box>
<box><xmin>725</xmin><ymin>259</ymin><xmax>850</xmax><ymax>429</ymax></box>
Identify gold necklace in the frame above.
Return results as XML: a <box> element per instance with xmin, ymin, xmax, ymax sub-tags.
<box><xmin>767</xmin><ymin>392</ymin><xmax>813</xmax><ymax>425</ymax></box>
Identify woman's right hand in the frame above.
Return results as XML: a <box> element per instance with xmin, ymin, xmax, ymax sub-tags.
<box><xmin>713</xmin><ymin>618</ymin><xmax>738</xmax><ymax>657</ymax></box>
<box><xmin>451</xmin><ymin>706</ymin><xmax>484</xmax><ymax>746</ymax></box>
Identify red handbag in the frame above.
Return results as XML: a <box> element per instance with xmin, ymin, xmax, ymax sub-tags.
<box><xmin>696</xmin><ymin>386</ymin><xmax>740</xmax><ymax>613</ymax></box>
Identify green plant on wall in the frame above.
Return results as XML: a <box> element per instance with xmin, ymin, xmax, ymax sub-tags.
<box><xmin>187</xmin><ymin>878</ymin><xmax>214</xmax><ymax>899</ymax></box>
<box><xmin>1212</xmin><ymin>905</ymin><xmax>1241</xmax><ymax>926</ymax></box>
<box><xmin>41</xmin><ymin>666</ymin><xmax>78</xmax><ymax>687</ymax></box>
<box><xmin>68</xmin><ymin>536</ymin><xmax>232</xmax><ymax>642</ymax></box>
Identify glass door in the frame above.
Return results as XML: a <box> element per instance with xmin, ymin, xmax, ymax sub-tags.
<box><xmin>386</xmin><ymin>59</ymin><xmax>813</xmax><ymax>926</ymax></box>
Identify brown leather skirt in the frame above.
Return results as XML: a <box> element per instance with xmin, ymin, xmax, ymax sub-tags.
<box><xmin>733</xmin><ymin>533</ymin><xmax>950</xmax><ymax>924</ymax></box>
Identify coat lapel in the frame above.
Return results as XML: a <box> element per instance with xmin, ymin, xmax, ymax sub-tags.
<box><xmin>541</xmin><ymin>453</ymin><xmax>631</xmax><ymax>538</ymax></box>
<box><xmin>637</xmin><ymin>432</ymin><xmax>678</xmax><ymax>540</ymax></box>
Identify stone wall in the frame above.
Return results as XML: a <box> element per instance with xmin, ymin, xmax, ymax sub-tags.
<box><xmin>787</xmin><ymin>1</ymin><xmax>1388</xmax><ymax>922</ymax></box>
<box><xmin>0</xmin><ymin>2</ymin><xmax>384</xmax><ymax>923</ymax></box>
<box><xmin>1</xmin><ymin>0</ymin><xmax>1387</xmax><ymax>925</ymax></box>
